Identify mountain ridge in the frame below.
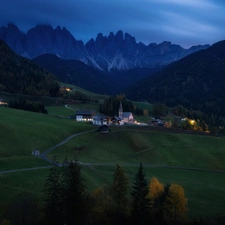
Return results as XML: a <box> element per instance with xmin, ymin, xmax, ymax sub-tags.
<box><xmin>33</xmin><ymin>53</ymin><xmax>160</xmax><ymax>94</ymax></box>
<box><xmin>124</xmin><ymin>40</ymin><xmax>225</xmax><ymax>119</ymax></box>
<box><xmin>0</xmin><ymin>23</ymin><xmax>210</xmax><ymax>71</ymax></box>
<box><xmin>0</xmin><ymin>39</ymin><xmax>59</xmax><ymax>96</ymax></box>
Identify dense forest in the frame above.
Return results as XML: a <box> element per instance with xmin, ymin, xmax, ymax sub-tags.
<box><xmin>58</xmin><ymin>89</ymin><xmax>99</xmax><ymax>103</ymax></box>
<box><xmin>33</xmin><ymin>53</ymin><xmax>118</xmax><ymax>95</ymax></box>
<box><xmin>125</xmin><ymin>41</ymin><xmax>225</xmax><ymax>130</ymax></box>
<box><xmin>0</xmin><ymin>40</ymin><xmax>59</xmax><ymax>97</ymax></box>
<box><xmin>1</xmin><ymin>161</ymin><xmax>190</xmax><ymax>225</ymax></box>
<box><xmin>99</xmin><ymin>95</ymin><xmax>144</xmax><ymax>117</ymax></box>
<box><xmin>8</xmin><ymin>99</ymin><xmax>48</xmax><ymax>114</ymax></box>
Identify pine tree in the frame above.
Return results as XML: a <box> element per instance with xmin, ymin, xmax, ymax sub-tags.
<box><xmin>8</xmin><ymin>191</ymin><xmax>37</xmax><ymax>225</ymax></box>
<box><xmin>111</xmin><ymin>164</ymin><xmax>129</xmax><ymax>224</ymax></box>
<box><xmin>43</xmin><ymin>162</ymin><xmax>63</xmax><ymax>225</ymax></box>
<box><xmin>61</xmin><ymin>160</ymin><xmax>86</xmax><ymax>225</ymax></box>
<box><xmin>131</xmin><ymin>163</ymin><xmax>149</xmax><ymax>225</ymax></box>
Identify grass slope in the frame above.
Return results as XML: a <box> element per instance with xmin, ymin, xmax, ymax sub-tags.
<box><xmin>46</xmin><ymin>125</ymin><xmax>225</xmax><ymax>220</ymax></box>
<box><xmin>0</xmin><ymin>106</ymin><xmax>92</xmax><ymax>170</ymax></box>
<box><xmin>1</xmin><ymin>105</ymin><xmax>225</xmax><ymax>221</ymax></box>
<box><xmin>48</xmin><ymin>126</ymin><xmax>225</xmax><ymax>170</ymax></box>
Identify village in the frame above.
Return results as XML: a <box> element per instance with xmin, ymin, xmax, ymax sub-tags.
<box><xmin>75</xmin><ymin>101</ymin><xmax>148</xmax><ymax>131</ymax></box>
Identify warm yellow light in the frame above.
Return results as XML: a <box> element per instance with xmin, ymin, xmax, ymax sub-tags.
<box><xmin>189</xmin><ymin>120</ymin><xmax>195</xmax><ymax>125</ymax></box>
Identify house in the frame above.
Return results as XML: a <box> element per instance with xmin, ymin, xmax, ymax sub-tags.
<box><xmin>92</xmin><ymin>114</ymin><xmax>108</xmax><ymax>125</ymax></box>
<box><xmin>111</xmin><ymin>116</ymin><xmax>124</xmax><ymax>125</ymax></box>
<box><xmin>0</xmin><ymin>98</ymin><xmax>7</xmax><ymax>106</ymax></box>
<box><xmin>97</xmin><ymin>125</ymin><xmax>110</xmax><ymax>133</ymax></box>
<box><xmin>76</xmin><ymin>110</ymin><xmax>94</xmax><ymax>121</ymax></box>
<box><xmin>32</xmin><ymin>150</ymin><xmax>40</xmax><ymax>156</ymax></box>
<box><xmin>60</xmin><ymin>86</ymin><xmax>73</xmax><ymax>92</ymax></box>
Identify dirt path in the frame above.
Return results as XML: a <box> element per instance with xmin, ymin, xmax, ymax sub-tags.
<box><xmin>39</xmin><ymin>129</ymin><xmax>96</xmax><ymax>162</ymax></box>
<box><xmin>0</xmin><ymin>166</ymin><xmax>52</xmax><ymax>174</ymax></box>
<box><xmin>77</xmin><ymin>162</ymin><xmax>225</xmax><ymax>174</ymax></box>
<box><xmin>0</xmin><ymin>129</ymin><xmax>95</xmax><ymax>175</ymax></box>
<box><xmin>65</xmin><ymin>104</ymin><xmax>76</xmax><ymax>110</ymax></box>
<box><xmin>1</xmin><ymin>127</ymin><xmax>225</xmax><ymax>175</ymax></box>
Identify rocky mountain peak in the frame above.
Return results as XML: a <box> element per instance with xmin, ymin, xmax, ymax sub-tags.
<box><xmin>0</xmin><ymin>23</ymin><xmax>210</xmax><ymax>71</ymax></box>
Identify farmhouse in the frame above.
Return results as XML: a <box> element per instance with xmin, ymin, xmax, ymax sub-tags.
<box><xmin>0</xmin><ymin>98</ymin><xmax>7</xmax><ymax>106</ymax></box>
<box><xmin>92</xmin><ymin>114</ymin><xmax>108</xmax><ymax>125</ymax></box>
<box><xmin>60</xmin><ymin>86</ymin><xmax>73</xmax><ymax>92</ymax></box>
<box><xmin>111</xmin><ymin>116</ymin><xmax>124</xmax><ymax>125</ymax></box>
<box><xmin>96</xmin><ymin>125</ymin><xmax>110</xmax><ymax>133</ymax></box>
<box><xmin>76</xmin><ymin>110</ymin><xmax>94</xmax><ymax>121</ymax></box>
<box><xmin>32</xmin><ymin>150</ymin><xmax>40</xmax><ymax>156</ymax></box>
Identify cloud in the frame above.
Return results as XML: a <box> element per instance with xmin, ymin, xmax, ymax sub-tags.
<box><xmin>0</xmin><ymin>0</ymin><xmax>224</xmax><ymax>47</ymax></box>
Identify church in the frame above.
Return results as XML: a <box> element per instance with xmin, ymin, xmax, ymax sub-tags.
<box><xmin>113</xmin><ymin>101</ymin><xmax>134</xmax><ymax>124</ymax></box>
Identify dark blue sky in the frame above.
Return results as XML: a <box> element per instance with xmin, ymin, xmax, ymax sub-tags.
<box><xmin>0</xmin><ymin>0</ymin><xmax>225</xmax><ymax>48</ymax></box>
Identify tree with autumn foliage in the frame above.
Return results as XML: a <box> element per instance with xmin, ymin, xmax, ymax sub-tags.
<box><xmin>164</xmin><ymin>183</ymin><xmax>188</xmax><ymax>225</ymax></box>
<box><xmin>90</xmin><ymin>185</ymin><xmax>114</xmax><ymax>225</ymax></box>
<box><xmin>147</xmin><ymin>177</ymin><xmax>165</xmax><ymax>216</ymax></box>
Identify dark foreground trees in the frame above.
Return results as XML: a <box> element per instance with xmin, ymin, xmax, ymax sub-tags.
<box><xmin>0</xmin><ymin>161</ymin><xmax>188</xmax><ymax>225</ymax></box>
<box><xmin>43</xmin><ymin>162</ymin><xmax>63</xmax><ymax>225</ymax></box>
<box><xmin>131</xmin><ymin>163</ymin><xmax>149</xmax><ymax>225</ymax></box>
<box><xmin>7</xmin><ymin>192</ymin><xmax>38</xmax><ymax>225</ymax></box>
<box><xmin>42</xmin><ymin>161</ymin><xmax>189</xmax><ymax>225</ymax></box>
<box><xmin>111</xmin><ymin>164</ymin><xmax>130</xmax><ymax>224</ymax></box>
<box><xmin>43</xmin><ymin>160</ymin><xmax>86</xmax><ymax>225</ymax></box>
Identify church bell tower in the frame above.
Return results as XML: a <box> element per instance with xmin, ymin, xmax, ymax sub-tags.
<box><xmin>118</xmin><ymin>101</ymin><xmax>123</xmax><ymax>117</ymax></box>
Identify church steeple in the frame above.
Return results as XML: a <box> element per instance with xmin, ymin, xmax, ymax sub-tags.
<box><xmin>119</xmin><ymin>101</ymin><xmax>123</xmax><ymax>117</ymax></box>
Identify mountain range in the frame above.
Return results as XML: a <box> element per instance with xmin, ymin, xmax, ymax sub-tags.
<box><xmin>0</xmin><ymin>31</ymin><xmax>225</xmax><ymax>127</ymax></box>
<box><xmin>0</xmin><ymin>23</ymin><xmax>210</xmax><ymax>71</ymax></box>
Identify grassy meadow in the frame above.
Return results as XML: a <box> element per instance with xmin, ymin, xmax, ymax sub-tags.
<box><xmin>0</xmin><ymin>106</ymin><xmax>92</xmax><ymax>170</ymax></box>
<box><xmin>1</xmin><ymin>103</ymin><xmax>225</xmax><ymax>222</ymax></box>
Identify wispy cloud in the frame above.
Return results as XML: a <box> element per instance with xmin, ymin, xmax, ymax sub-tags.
<box><xmin>0</xmin><ymin>0</ymin><xmax>224</xmax><ymax>47</ymax></box>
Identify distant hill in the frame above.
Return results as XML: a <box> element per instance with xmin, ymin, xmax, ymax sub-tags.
<box><xmin>125</xmin><ymin>40</ymin><xmax>225</xmax><ymax>118</ymax></box>
<box><xmin>0</xmin><ymin>39</ymin><xmax>59</xmax><ymax>96</ymax></box>
<box><xmin>0</xmin><ymin>23</ymin><xmax>210</xmax><ymax>71</ymax></box>
<box><xmin>33</xmin><ymin>53</ymin><xmax>160</xmax><ymax>94</ymax></box>
<box><xmin>33</xmin><ymin>53</ymin><xmax>120</xmax><ymax>94</ymax></box>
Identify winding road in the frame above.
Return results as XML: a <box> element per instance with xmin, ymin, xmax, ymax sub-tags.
<box><xmin>0</xmin><ymin>129</ymin><xmax>95</xmax><ymax>175</ymax></box>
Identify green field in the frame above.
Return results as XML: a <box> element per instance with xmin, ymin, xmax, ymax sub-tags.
<box><xmin>0</xmin><ymin>106</ymin><xmax>92</xmax><ymax>170</ymax></box>
<box><xmin>1</xmin><ymin>105</ymin><xmax>225</xmax><ymax>222</ymax></box>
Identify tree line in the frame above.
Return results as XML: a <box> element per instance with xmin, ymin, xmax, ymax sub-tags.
<box><xmin>8</xmin><ymin>99</ymin><xmax>48</xmax><ymax>114</ymax></box>
<box><xmin>58</xmin><ymin>89</ymin><xmax>99</xmax><ymax>103</ymax></box>
<box><xmin>99</xmin><ymin>95</ymin><xmax>145</xmax><ymax>117</ymax></box>
<box><xmin>1</xmin><ymin>161</ymin><xmax>189</xmax><ymax>225</ymax></box>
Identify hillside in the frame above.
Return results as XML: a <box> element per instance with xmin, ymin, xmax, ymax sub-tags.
<box><xmin>0</xmin><ymin>39</ymin><xmax>59</xmax><ymax>96</ymax></box>
<box><xmin>125</xmin><ymin>40</ymin><xmax>225</xmax><ymax>119</ymax></box>
<box><xmin>33</xmin><ymin>53</ymin><xmax>160</xmax><ymax>94</ymax></box>
<box><xmin>1</xmin><ymin>106</ymin><xmax>225</xmax><ymax>221</ymax></box>
<box><xmin>33</xmin><ymin>53</ymin><xmax>120</xmax><ymax>94</ymax></box>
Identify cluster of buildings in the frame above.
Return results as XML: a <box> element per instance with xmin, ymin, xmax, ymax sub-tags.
<box><xmin>75</xmin><ymin>101</ymin><xmax>134</xmax><ymax>126</ymax></box>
